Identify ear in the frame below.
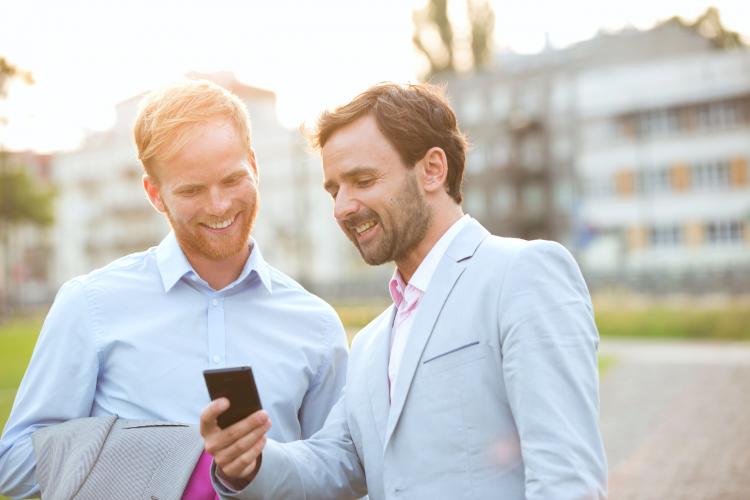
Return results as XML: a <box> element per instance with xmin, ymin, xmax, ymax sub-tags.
<box><xmin>248</xmin><ymin>147</ymin><xmax>259</xmax><ymax>182</ymax></box>
<box><xmin>419</xmin><ymin>147</ymin><xmax>449</xmax><ymax>194</ymax></box>
<box><xmin>143</xmin><ymin>174</ymin><xmax>166</xmax><ymax>213</ymax></box>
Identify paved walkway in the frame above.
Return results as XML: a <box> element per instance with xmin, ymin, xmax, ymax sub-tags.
<box><xmin>599</xmin><ymin>339</ymin><xmax>750</xmax><ymax>500</ymax></box>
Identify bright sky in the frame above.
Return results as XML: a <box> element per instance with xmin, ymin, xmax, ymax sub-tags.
<box><xmin>1</xmin><ymin>0</ymin><xmax>748</xmax><ymax>152</ymax></box>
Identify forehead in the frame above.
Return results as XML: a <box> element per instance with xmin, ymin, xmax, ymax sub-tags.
<box><xmin>176</xmin><ymin>119</ymin><xmax>243</xmax><ymax>160</ymax></box>
<box><xmin>155</xmin><ymin>119</ymin><xmax>248</xmax><ymax>182</ymax></box>
<box><xmin>321</xmin><ymin>115</ymin><xmax>403</xmax><ymax>180</ymax></box>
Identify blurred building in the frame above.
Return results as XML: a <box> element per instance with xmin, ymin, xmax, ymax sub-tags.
<box><xmin>0</xmin><ymin>151</ymin><xmax>54</xmax><ymax>309</ymax></box>
<box><xmin>443</xmin><ymin>18</ymin><xmax>750</xmax><ymax>293</ymax></box>
<box><xmin>49</xmin><ymin>72</ymin><xmax>385</xmax><ymax>302</ymax></box>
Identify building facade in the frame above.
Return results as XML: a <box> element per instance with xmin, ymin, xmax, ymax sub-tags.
<box><xmin>444</xmin><ymin>20</ymin><xmax>750</xmax><ymax>293</ymax></box>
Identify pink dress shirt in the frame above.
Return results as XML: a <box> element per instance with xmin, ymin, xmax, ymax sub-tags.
<box><xmin>181</xmin><ymin>450</ymin><xmax>219</xmax><ymax>500</ymax></box>
<box><xmin>387</xmin><ymin>215</ymin><xmax>471</xmax><ymax>400</ymax></box>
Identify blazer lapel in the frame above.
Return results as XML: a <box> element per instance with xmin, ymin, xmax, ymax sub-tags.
<box><xmin>365</xmin><ymin>305</ymin><xmax>396</xmax><ymax>446</ymax></box>
<box><xmin>385</xmin><ymin>261</ymin><xmax>464</xmax><ymax>446</ymax></box>
<box><xmin>384</xmin><ymin>219</ymin><xmax>489</xmax><ymax>447</ymax></box>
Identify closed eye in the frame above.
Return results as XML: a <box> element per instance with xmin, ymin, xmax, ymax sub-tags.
<box><xmin>223</xmin><ymin>173</ymin><xmax>246</xmax><ymax>185</ymax></box>
<box><xmin>176</xmin><ymin>186</ymin><xmax>200</xmax><ymax>196</ymax></box>
<box><xmin>355</xmin><ymin>177</ymin><xmax>375</xmax><ymax>188</ymax></box>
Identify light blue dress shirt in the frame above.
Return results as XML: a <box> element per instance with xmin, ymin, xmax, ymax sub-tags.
<box><xmin>0</xmin><ymin>232</ymin><xmax>349</xmax><ymax>499</ymax></box>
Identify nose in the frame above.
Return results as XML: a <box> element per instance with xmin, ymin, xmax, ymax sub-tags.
<box><xmin>205</xmin><ymin>186</ymin><xmax>232</xmax><ymax>216</ymax></box>
<box><xmin>333</xmin><ymin>187</ymin><xmax>359</xmax><ymax>222</ymax></box>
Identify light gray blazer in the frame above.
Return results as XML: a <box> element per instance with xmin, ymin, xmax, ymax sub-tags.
<box><xmin>220</xmin><ymin>220</ymin><xmax>607</xmax><ymax>499</ymax></box>
<box><xmin>32</xmin><ymin>415</ymin><xmax>204</xmax><ymax>500</ymax></box>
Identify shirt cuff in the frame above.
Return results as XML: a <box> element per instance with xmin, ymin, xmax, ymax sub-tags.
<box><xmin>211</xmin><ymin>454</ymin><xmax>262</xmax><ymax>495</ymax></box>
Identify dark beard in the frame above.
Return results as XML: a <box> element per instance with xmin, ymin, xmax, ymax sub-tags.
<box><xmin>347</xmin><ymin>173</ymin><xmax>432</xmax><ymax>266</ymax></box>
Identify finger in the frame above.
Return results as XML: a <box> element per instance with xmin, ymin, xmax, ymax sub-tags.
<box><xmin>205</xmin><ymin>410</ymin><xmax>271</xmax><ymax>458</ymax></box>
<box><xmin>219</xmin><ymin>435</ymin><xmax>268</xmax><ymax>480</ymax></box>
<box><xmin>199</xmin><ymin>397</ymin><xmax>230</xmax><ymax>436</ymax></box>
<box><xmin>208</xmin><ymin>409</ymin><xmax>269</xmax><ymax>452</ymax></box>
<box><xmin>212</xmin><ymin>417</ymin><xmax>271</xmax><ymax>467</ymax></box>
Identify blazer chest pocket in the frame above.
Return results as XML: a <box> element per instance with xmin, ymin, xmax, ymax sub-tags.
<box><xmin>422</xmin><ymin>340</ymin><xmax>486</xmax><ymax>373</ymax></box>
<box><xmin>122</xmin><ymin>422</ymin><xmax>190</xmax><ymax>430</ymax></box>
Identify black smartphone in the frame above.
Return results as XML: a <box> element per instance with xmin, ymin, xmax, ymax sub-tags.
<box><xmin>203</xmin><ymin>366</ymin><xmax>263</xmax><ymax>429</ymax></box>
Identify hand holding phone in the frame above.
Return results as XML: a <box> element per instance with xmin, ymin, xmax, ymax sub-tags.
<box><xmin>203</xmin><ymin>366</ymin><xmax>263</xmax><ymax>429</ymax></box>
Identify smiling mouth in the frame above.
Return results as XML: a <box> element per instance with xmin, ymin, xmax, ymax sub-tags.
<box><xmin>203</xmin><ymin>215</ymin><xmax>237</xmax><ymax>230</ymax></box>
<box><xmin>351</xmin><ymin>220</ymin><xmax>378</xmax><ymax>238</ymax></box>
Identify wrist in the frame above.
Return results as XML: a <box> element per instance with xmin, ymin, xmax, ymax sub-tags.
<box><xmin>216</xmin><ymin>454</ymin><xmax>263</xmax><ymax>492</ymax></box>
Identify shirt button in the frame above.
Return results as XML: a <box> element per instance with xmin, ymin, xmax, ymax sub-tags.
<box><xmin>212</xmin><ymin>355</ymin><xmax>221</xmax><ymax>364</ymax></box>
<box><xmin>211</xmin><ymin>298</ymin><xmax>219</xmax><ymax>306</ymax></box>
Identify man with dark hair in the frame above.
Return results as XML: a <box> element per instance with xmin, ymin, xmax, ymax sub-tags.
<box><xmin>201</xmin><ymin>82</ymin><xmax>607</xmax><ymax>499</ymax></box>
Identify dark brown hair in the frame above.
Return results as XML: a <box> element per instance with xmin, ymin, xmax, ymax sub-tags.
<box><xmin>312</xmin><ymin>82</ymin><xmax>467</xmax><ymax>204</ymax></box>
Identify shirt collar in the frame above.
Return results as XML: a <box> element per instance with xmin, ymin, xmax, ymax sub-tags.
<box><xmin>155</xmin><ymin>232</ymin><xmax>273</xmax><ymax>293</ymax></box>
<box><xmin>242</xmin><ymin>238</ymin><xmax>273</xmax><ymax>293</ymax></box>
<box><xmin>156</xmin><ymin>232</ymin><xmax>193</xmax><ymax>292</ymax></box>
<box><xmin>388</xmin><ymin>214</ymin><xmax>471</xmax><ymax>305</ymax></box>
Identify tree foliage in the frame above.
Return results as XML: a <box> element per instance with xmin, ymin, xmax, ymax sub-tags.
<box><xmin>0</xmin><ymin>59</ymin><xmax>52</xmax><ymax>232</ymax></box>
<box><xmin>0</xmin><ymin>57</ymin><xmax>33</xmax><ymax>99</ymax></box>
<box><xmin>0</xmin><ymin>163</ymin><xmax>55</xmax><ymax>230</ymax></box>
<box><xmin>669</xmin><ymin>6</ymin><xmax>746</xmax><ymax>49</ymax></box>
<box><xmin>413</xmin><ymin>0</ymin><xmax>495</xmax><ymax>79</ymax></box>
<box><xmin>467</xmin><ymin>0</ymin><xmax>495</xmax><ymax>69</ymax></box>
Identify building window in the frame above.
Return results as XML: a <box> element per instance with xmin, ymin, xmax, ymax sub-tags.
<box><xmin>492</xmin><ymin>185</ymin><xmax>514</xmax><ymax>214</ymax></box>
<box><xmin>464</xmin><ymin>188</ymin><xmax>485</xmax><ymax>218</ymax></box>
<box><xmin>467</xmin><ymin>144</ymin><xmax>486</xmax><ymax>173</ymax></box>
<box><xmin>649</xmin><ymin>225</ymin><xmax>682</xmax><ymax>247</ymax></box>
<box><xmin>584</xmin><ymin>176</ymin><xmax>614</xmax><ymax>197</ymax></box>
<box><xmin>522</xmin><ymin>185</ymin><xmax>546</xmax><ymax>217</ymax></box>
<box><xmin>488</xmin><ymin>141</ymin><xmax>509</xmax><ymax>168</ymax></box>
<box><xmin>635</xmin><ymin>168</ymin><xmax>670</xmax><ymax>195</ymax></box>
<box><xmin>636</xmin><ymin>109</ymin><xmax>679</xmax><ymax>137</ymax></box>
<box><xmin>519</xmin><ymin>133</ymin><xmax>544</xmax><ymax>170</ymax></box>
<box><xmin>616</xmin><ymin>95</ymin><xmax>750</xmax><ymax>140</ymax></box>
<box><xmin>705</xmin><ymin>220</ymin><xmax>745</xmax><ymax>245</ymax></box>
<box><xmin>693</xmin><ymin>160</ymin><xmax>731</xmax><ymax>191</ymax></box>
<box><xmin>491</xmin><ymin>86</ymin><xmax>510</xmax><ymax>118</ymax></box>
<box><xmin>461</xmin><ymin>94</ymin><xmax>484</xmax><ymax>125</ymax></box>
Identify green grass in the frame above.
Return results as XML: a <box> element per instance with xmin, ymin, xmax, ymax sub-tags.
<box><xmin>335</xmin><ymin>302</ymin><xmax>750</xmax><ymax>341</ymax></box>
<box><xmin>595</xmin><ymin>305</ymin><xmax>750</xmax><ymax>341</ymax></box>
<box><xmin>0</xmin><ymin>316</ymin><xmax>42</xmax><ymax>428</ymax></box>
<box><xmin>0</xmin><ymin>315</ymin><xmax>42</xmax><ymax>500</ymax></box>
<box><xmin>598</xmin><ymin>354</ymin><xmax>616</xmax><ymax>376</ymax></box>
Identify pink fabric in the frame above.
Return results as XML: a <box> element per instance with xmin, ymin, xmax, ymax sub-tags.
<box><xmin>181</xmin><ymin>450</ymin><xmax>220</xmax><ymax>500</ymax></box>
<box><xmin>388</xmin><ymin>274</ymin><xmax>423</xmax><ymax>399</ymax></box>
<box><xmin>392</xmin><ymin>284</ymin><xmax>421</xmax><ymax>329</ymax></box>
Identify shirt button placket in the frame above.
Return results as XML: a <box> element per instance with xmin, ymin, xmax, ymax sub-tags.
<box><xmin>207</xmin><ymin>296</ymin><xmax>226</xmax><ymax>367</ymax></box>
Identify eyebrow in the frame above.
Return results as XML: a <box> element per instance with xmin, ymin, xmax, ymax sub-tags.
<box><xmin>323</xmin><ymin>166</ymin><xmax>379</xmax><ymax>193</ymax></box>
<box><xmin>173</xmin><ymin>168</ymin><xmax>249</xmax><ymax>192</ymax></box>
<box><xmin>223</xmin><ymin>170</ymin><xmax>248</xmax><ymax>181</ymax></box>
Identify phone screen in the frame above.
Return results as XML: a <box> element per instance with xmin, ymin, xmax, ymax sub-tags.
<box><xmin>203</xmin><ymin>366</ymin><xmax>263</xmax><ymax>429</ymax></box>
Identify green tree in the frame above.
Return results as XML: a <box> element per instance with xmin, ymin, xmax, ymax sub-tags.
<box><xmin>0</xmin><ymin>57</ymin><xmax>52</xmax><ymax>319</ymax></box>
<box><xmin>412</xmin><ymin>0</ymin><xmax>495</xmax><ymax>79</ymax></box>
<box><xmin>413</xmin><ymin>0</ymin><xmax>455</xmax><ymax>76</ymax></box>
<box><xmin>467</xmin><ymin>0</ymin><xmax>495</xmax><ymax>69</ymax></box>
<box><xmin>668</xmin><ymin>7</ymin><xmax>746</xmax><ymax>49</ymax></box>
<box><xmin>0</xmin><ymin>163</ymin><xmax>55</xmax><ymax>227</ymax></box>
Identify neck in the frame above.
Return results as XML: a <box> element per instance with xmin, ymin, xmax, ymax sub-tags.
<box><xmin>396</xmin><ymin>204</ymin><xmax>464</xmax><ymax>283</ymax></box>
<box><xmin>184</xmin><ymin>244</ymin><xmax>251</xmax><ymax>290</ymax></box>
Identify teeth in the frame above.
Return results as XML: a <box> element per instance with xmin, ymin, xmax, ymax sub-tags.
<box><xmin>206</xmin><ymin>217</ymin><xmax>234</xmax><ymax>229</ymax></box>
<box><xmin>354</xmin><ymin>221</ymin><xmax>376</xmax><ymax>234</ymax></box>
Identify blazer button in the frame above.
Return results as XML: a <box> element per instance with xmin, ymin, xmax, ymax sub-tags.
<box><xmin>151</xmin><ymin>496</ymin><xmax>159</xmax><ymax>500</ymax></box>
